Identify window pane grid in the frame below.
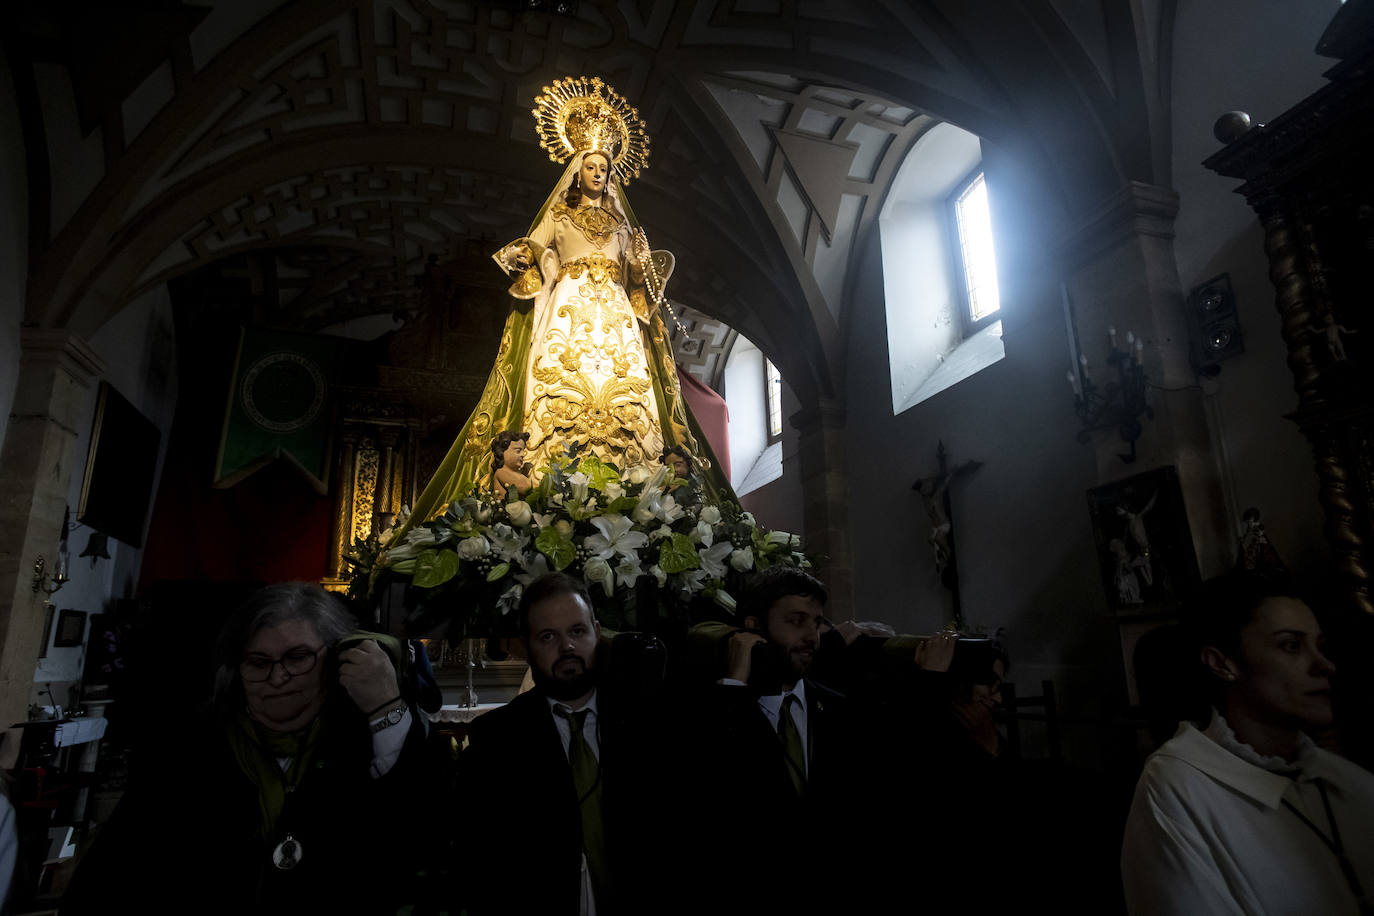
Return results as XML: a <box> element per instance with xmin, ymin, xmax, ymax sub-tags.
<box><xmin>955</xmin><ymin>174</ymin><xmax>1001</xmax><ymax>321</ymax></box>
<box><xmin>766</xmin><ymin>359</ymin><xmax>782</xmax><ymax>438</ymax></box>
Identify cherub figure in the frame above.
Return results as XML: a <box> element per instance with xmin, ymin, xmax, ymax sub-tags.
<box><xmin>490</xmin><ymin>430</ymin><xmax>533</xmax><ymax>499</ymax></box>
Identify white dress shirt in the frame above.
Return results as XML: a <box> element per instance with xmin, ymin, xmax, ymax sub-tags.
<box><xmin>720</xmin><ymin>678</ymin><xmax>810</xmax><ymax>773</ymax></box>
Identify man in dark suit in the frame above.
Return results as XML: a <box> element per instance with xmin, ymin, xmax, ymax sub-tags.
<box><xmin>690</xmin><ymin>566</ymin><xmax>877</xmax><ymax>915</ymax></box>
<box><xmin>459</xmin><ymin>572</ymin><xmax>663</xmax><ymax>916</ymax></box>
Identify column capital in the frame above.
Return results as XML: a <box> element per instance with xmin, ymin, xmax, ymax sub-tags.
<box><xmin>18</xmin><ymin>328</ymin><xmax>105</xmax><ymax>382</ymax></box>
<box><xmin>1057</xmin><ymin>181</ymin><xmax>1180</xmax><ymax>270</ymax></box>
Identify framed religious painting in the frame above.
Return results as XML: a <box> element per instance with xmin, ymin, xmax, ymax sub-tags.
<box><xmin>1087</xmin><ymin>466</ymin><xmax>1201</xmax><ymax>610</ymax></box>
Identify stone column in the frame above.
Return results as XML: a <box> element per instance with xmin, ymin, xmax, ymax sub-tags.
<box><xmin>0</xmin><ymin>330</ymin><xmax>104</xmax><ymax>766</ymax></box>
<box><xmin>326</xmin><ymin>429</ymin><xmax>359</xmax><ymax>580</ymax></box>
<box><xmin>374</xmin><ymin>426</ymin><xmax>400</xmax><ymax>532</ymax></box>
<box><xmin>1059</xmin><ymin>183</ymin><xmax>1232</xmax><ymax>575</ymax></box>
<box><xmin>791</xmin><ymin>399</ymin><xmax>852</xmax><ymax>621</ymax></box>
<box><xmin>1059</xmin><ymin>184</ymin><xmax>1235</xmax><ymax>713</ymax></box>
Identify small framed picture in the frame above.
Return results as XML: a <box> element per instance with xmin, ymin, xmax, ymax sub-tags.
<box><xmin>54</xmin><ymin>610</ymin><xmax>88</xmax><ymax>648</ymax></box>
<box><xmin>1087</xmin><ymin>466</ymin><xmax>1201</xmax><ymax>610</ymax></box>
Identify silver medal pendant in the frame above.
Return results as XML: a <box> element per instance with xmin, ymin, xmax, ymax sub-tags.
<box><xmin>272</xmin><ymin>833</ymin><xmax>302</xmax><ymax>871</ymax></box>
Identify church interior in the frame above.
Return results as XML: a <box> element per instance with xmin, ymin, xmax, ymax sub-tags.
<box><xmin>1</xmin><ymin>0</ymin><xmax>1372</xmax><ymax>911</ymax></box>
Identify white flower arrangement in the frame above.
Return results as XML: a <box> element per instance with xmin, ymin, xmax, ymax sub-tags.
<box><xmin>360</xmin><ymin>450</ymin><xmax>811</xmax><ymax>631</ymax></box>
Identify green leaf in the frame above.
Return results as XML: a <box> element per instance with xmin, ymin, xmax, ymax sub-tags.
<box><xmin>607</xmin><ymin>496</ymin><xmax>639</xmax><ymax>513</ymax></box>
<box><xmin>578</xmin><ymin>454</ymin><xmax>621</xmax><ymax>492</ymax></box>
<box><xmin>535</xmin><ymin>527</ymin><xmax>577</xmax><ymax>571</ymax></box>
<box><xmin>487</xmin><ymin>561</ymin><xmax>511</xmax><ymax>582</ymax></box>
<box><xmin>413</xmin><ymin>549</ymin><xmax>461</xmax><ymax>588</ymax></box>
<box><xmin>658</xmin><ymin>533</ymin><xmax>701</xmax><ymax>574</ymax></box>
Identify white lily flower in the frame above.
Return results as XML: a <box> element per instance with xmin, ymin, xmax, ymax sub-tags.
<box><xmin>649</xmin><ymin>564</ymin><xmax>667</xmax><ymax>587</ymax></box>
<box><xmin>615</xmin><ymin>556</ymin><xmax>643</xmax><ymax>588</ymax></box>
<box><xmin>650</xmin><ymin>524</ymin><xmax>674</xmax><ymax>541</ymax></box>
<box><xmin>627</xmin><ymin>465</ymin><xmax>653</xmax><ymax>485</ymax></box>
<box><xmin>516</xmin><ymin>552</ymin><xmax>550</xmax><ymax>583</ymax></box>
<box><xmin>766</xmin><ymin>530</ymin><xmax>792</xmax><ymax>546</ymax></box>
<box><xmin>741</xmin><ymin>512</ymin><xmax>756</xmax><ymax>527</ymax></box>
<box><xmin>603</xmin><ymin>481</ymin><xmax>625</xmax><ymax>502</ymax></box>
<box><xmin>497</xmin><ymin>583</ymin><xmax>523</xmax><ymax>615</ymax></box>
<box><xmin>678</xmin><ymin>568</ymin><xmax>709</xmax><ymax>596</ymax></box>
<box><xmin>656</xmin><ymin>493</ymin><xmax>684</xmax><ymax>524</ymax></box>
<box><xmin>698</xmin><ymin>541</ymin><xmax>733</xmax><ymax>579</ymax></box>
<box><xmin>646</xmin><ymin>464</ymin><xmax>671</xmax><ymax>491</ymax></box>
<box><xmin>713</xmin><ymin>589</ymin><xmax>737</xmax><ymax>612</ymax></box>
<box><xmin>699</xmin><ymin>505</ymin><xmax>722</xmax><ymax>525</ymax></box>
<box><xmin>691</xmin><ymin>520</ymin><xmax>714</xmax><ymax>546</ymax></box>
<box><xmin>532</xmin><ymin>512</ymin><xmax>555</xmax><ymax>529</ymax></box>
<box><xmin>631</xmin><ymin>484</ymin><xmax>660</xmax><ymax>525</ymax></box>
<box><xmin>386</xmin><ymin>527</ymin><xmax>439</xmax><ymax>562</ymax></box>
<box><xmin>584</xmin><ymin>513</ymin><xmax>649</xmax><ymax>561</ymax></box>
<box><xmin>487</xmin><ymin>524</ymin><xmax>528</xmax><ymax>562</ymax></box>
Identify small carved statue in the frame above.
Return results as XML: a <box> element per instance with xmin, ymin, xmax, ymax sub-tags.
<box><xmin>491</xmin><ymin>430</ymin><xmax>533</xmax><ymax>499</ymax></box>
<box><xmin>1236</xmin><ymin>506</ymin><xmax>1285</xmax><ymax>572</ymax></box>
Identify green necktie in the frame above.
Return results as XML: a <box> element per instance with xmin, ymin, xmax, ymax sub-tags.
<box><xmin>555</xmin><ymin>706</ymin><xmax>607</xmax><ymax>900</ymax></box>
<box><xmin>778</xmin><ymin>694</ymin><xmax>807</xmax><ymax>795</ymax></box>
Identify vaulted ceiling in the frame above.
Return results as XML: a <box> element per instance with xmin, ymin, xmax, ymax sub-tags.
<box><xmin>9</xmin><ymin>0</ymin><xmax>1175</xmax><ymax>408</ymax></box>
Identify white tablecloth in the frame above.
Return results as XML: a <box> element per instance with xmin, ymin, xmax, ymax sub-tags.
<box><xmin>428</xmin><ymin>703</ymin><xmax>503</xmax><ymax>724</ymax></box>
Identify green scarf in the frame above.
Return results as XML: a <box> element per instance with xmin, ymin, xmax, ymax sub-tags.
<box><xmin>228</xmin><ymin>711</ymin><xmax>326</xmax><ymax>842</ymax></box>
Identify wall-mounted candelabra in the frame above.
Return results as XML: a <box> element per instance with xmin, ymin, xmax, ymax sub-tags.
<box><xmin>1068</xmin><ymin>326</ymin><xmax>1154</xmax><ymax>463</ymax></box>
<box><xmin>32</xmin><ymin>554</ymin><xmax>69</xmax><ymax>602</ymax></box>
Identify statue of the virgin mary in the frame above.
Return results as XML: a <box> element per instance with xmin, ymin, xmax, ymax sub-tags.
<box><xmin>395</xmin><ymin>77</ymin><xmax>730</xmax><ymax>536</ymax></box>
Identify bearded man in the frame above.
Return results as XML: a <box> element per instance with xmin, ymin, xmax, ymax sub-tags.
<box><xmin>459</xmin><ymin>572</ymin><xmax>666</xmax><ymax>916</ymax></box>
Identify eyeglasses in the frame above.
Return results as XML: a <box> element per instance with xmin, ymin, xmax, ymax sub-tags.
<box><xmin>240</xmin><ymin>646</ymin><xmax>325</xmax><ymax>683</ymax></box>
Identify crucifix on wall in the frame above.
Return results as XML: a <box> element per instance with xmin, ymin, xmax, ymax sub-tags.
<box><xmin>912</xmin><ymin>441</ymin><xmax>982</xmax><ymax>629</ymax></box>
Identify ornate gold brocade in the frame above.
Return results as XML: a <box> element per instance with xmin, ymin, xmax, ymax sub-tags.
<box><xmin>557</xmin><ymin>253</ymin><xmax>622</xmax><ymax>285</ymax></box>
<box><xmin>526</xmin><ymin>253</ymin><xmax>660</xmax><ymax>472</ymax></box>
<box><xmin>552</xmin><ymin>203</ymin><xmax>619</xmax><ymax>248</ymax></box>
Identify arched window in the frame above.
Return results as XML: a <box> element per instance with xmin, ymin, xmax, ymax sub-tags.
<box><xmin>880</xmin><ymin>123</ymin><xmax>1006</xmax><ymax>415</ymax></box>
<box><xmin>723</xmin><ymin>336</ymin><xmax>784</xmax><ymax>496</ymax></box>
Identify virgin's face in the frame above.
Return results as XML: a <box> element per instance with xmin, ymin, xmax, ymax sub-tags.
<box><xmin>1229</xmin><ymin>597</ymin><xmax>1336</xmax><ymax>731</ymax></box>
<box><xmin>580</xmin><ymin>154</ymin><xmax>609</xmax><ymax>200</ymax></box>
<box><xmin>503</xmin><ymin>438</ymin><xmax>527</xmax><ymax>470</ymax></box>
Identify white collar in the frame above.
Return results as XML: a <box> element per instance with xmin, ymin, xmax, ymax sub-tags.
<box><xmin>1157</xmin><ymin>715</ymin><xmax>1334</xmax><ymax>810</ymax></box>
<box><xmin>759</xmin><ymin>679</ymin><xmax>807</xmax><ymax>712</ymax></box>
<box><xmin>1204</xmin><ymin>709</ymin><xmax>1311</xmax><ymax>775</ymax></box>
<box><xmin>547</xmin><ymin>689</ymin><xmax>599</xmax><ymax>719</ymax></box>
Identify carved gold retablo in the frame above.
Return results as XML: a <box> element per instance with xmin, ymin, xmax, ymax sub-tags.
<box><xmin>531</xmin><ymin>76</ymin><xmax>650</xmax><ymax>183</ymax></box>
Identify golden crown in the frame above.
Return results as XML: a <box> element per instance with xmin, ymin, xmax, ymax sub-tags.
<box><xmin>531</xmin><ymin>76</ymin><xmax>650</xmax><ymax>184</ymax></box>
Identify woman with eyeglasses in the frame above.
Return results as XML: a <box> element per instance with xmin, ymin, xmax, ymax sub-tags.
<box><xmin>62</xmin><ymin>582</ymin><xmax>440</xmax><ymax>914</ymax></box>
